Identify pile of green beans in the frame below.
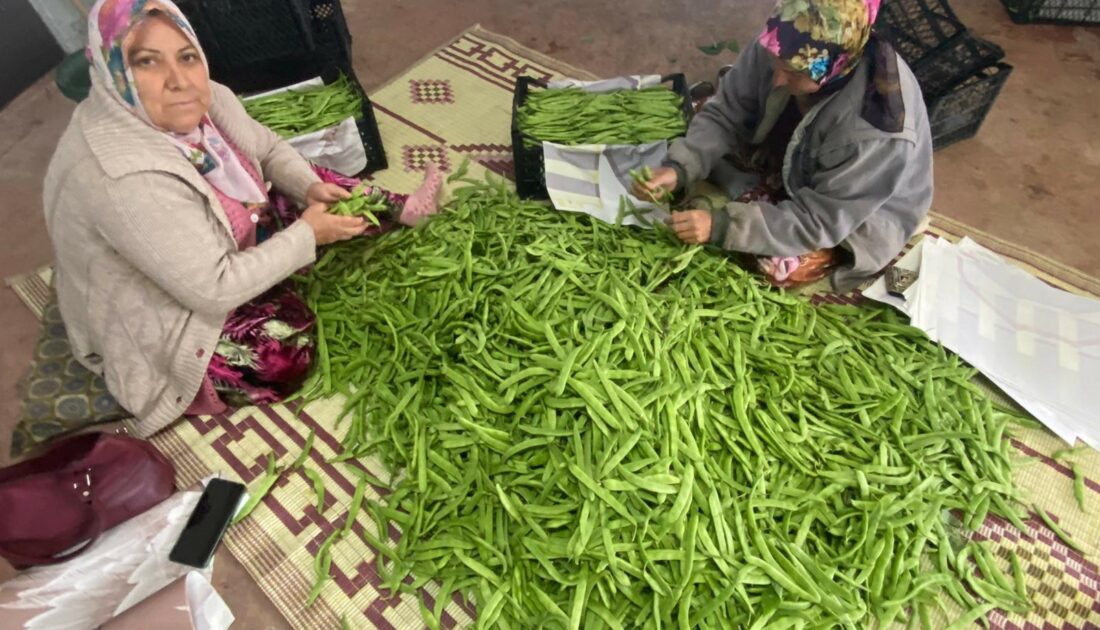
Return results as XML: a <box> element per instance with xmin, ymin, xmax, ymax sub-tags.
<box><xmin>298</xmin><ymin>173</ymin><xmax>1038</xmax><ymax>628</ymax></box>
<box><xmin>517</xmin><ymin>86</ymin><xmax>686</xmax><ymax>147</ymax></box>
<box><xmin>242</xmin><ymin>74</ymin><xmax>363</xmax><ymax>138</ymax></box>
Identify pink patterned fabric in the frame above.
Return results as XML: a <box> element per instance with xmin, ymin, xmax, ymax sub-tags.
<box><xmin>268</xmin><ymin>165</ymin><xmax>407</xmax><ymax>240</ymax></box>
<box><xmin>209</xmin><ymin>139</ymin><xmax>266</xmax><ymax>249</ymax></box>
<box><xmin>185</xmin><ymin>137</ymin><xmax>270</xmax><ymax>415</ymax></box>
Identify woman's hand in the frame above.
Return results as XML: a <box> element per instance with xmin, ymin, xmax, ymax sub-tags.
<box><xmin>301</xmin><ymin>203</ymin><xmax>366</xmax><ymax>245</ymax></box>
<box><xmin>669</xmin><ymin>210</ymin><xmax>713</xmax><ymax>244</ymax></box>
<box><xmin>305</xmin><ymin>182</ymin><xmax>352</xmax><ymax>207</ymax></box>
<box><xmin>632</xmin><ymin>166</ymin><xmax>679</xmax><ymax>202</ymax></box>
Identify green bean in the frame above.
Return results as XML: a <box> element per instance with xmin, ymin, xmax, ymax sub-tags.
<box><xmin>303</xmin><ymin>466</ymin><xmax>326</xmax><ymax>513</ymax></box>
<box><xmin>308</xmin><ymin>528</ymin><xmax>342</xmax><ymax>606</ymax></box>
<box><xmin>1032</xmin><ymin>504</ymin><xmax>1085</xmax><ymax>553</ymax></box>
<box><xmin>242</xmin><ymin>74</ymin><xmax>363</xmax><ymax>138</ymax></box>
<box><xmin>291</xmin><ymin>430</ymin><xmax>315</xmax><ymax>470</ymax></box>
<box><xmin>344</xmin><ymin>476</ymin><xmax>368</xmax><ymax>535</ymax></box>
<box><xmin>630</xmin><ymin>166</ymin><xmax>674</xmax><ymax>204</ymax></box>
<box><xmin>231</xmin><ymin>453</ymin><xmax>280</xmax><ymax>525</ymax></box>
<box><xmin>517</xmin><ymin>86</ymin><xmax>686</xmax><ymax>147</ymax></box>
<box><xmin>1072</xmin><ymin>463</ymin><xmax>1087</xmax><ymax>512</ymax></box>
<box><xmin>1051</xmin><ymin>445</ymin><xmax>1086</xmax><ymax>461</ymax></box>
<box><xmin>1009</xmin><ymin>550</ymin><xmax>1028</xmax><ymax>603</ymax></box>
<box><xmin>944</xmin><ymin>603</ymin><xmax>997</xmax><ymax>630</ymax></box>
<box><xmin>329</xmin><ymin>185</ymin><xmax>389</xmax><ymax>225</ymax></box>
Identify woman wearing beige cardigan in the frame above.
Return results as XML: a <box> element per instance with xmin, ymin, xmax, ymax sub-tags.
<box><xmin>43</xmin><ymin>0</ymin><xmax>440</xmax><ymax>437</ymax></box>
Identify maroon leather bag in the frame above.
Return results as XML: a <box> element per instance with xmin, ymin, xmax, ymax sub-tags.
<box><xmin>0</xmin><ymin>433</ymin><xmax>176</xmax><ymax>567</ymax></box>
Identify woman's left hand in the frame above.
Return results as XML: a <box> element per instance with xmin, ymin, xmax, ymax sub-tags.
<box><xmin>669</xmin><ymin>210</ymin><xmax>713</xmax><ymax>244</ymax></box>
<box><xmin>306</xmin><ymin>182</ymin><xmax>352</xmax><ymax>207</ymax></box>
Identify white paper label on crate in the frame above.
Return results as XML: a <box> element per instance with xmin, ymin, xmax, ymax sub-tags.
<box><xmin>547</xmin><ymin>75</ymin><xmax>663</xmax><ymax>92</ymax></box>
<box><xmin>285</xmin><ymin>116</ymin><xmax>367</xmax><ymax>176</ymax></box>
<box><xmin>543</xmin><ymin>140</ymin><xmax>669</xmax><ymax>228</ymax></box>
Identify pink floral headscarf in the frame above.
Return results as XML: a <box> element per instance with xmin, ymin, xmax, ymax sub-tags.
<box><xmin>86</xmin><ymin>0</ymin><xmax>267</xmax><ymax>204</ymax></box>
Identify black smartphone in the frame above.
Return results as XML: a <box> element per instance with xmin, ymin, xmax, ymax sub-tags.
<box><xmin>169</xmin><ymin>478</ymin><xmax>246</xmax><ymax>568</ymax></box>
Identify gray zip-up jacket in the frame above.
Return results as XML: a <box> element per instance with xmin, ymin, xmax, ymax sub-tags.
<box><xmin>666</xmin><ymin>42</ymin><xmax>933</xmax><ymax>291</ymax></box>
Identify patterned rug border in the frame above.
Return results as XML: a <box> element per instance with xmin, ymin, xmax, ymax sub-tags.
<box><xmin>4</xmin><ymin>266</ymin><xmax>51</xmax><ymax>320</ymax></box>
<box><xmin>370</xmin><ymin>24</ymin><xmax>599</xmax><ymax>95</ymax></box>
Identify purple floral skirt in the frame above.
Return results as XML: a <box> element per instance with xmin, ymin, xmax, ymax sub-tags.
<box><xmin>188</xmin><ymin>166</ymin><xmax>406</xmax><ymax>415</ymax></box>
<box><xmin>207</xmin><ymin>283</ymin><xmax>316</xmax><ymax>407</ymax></box>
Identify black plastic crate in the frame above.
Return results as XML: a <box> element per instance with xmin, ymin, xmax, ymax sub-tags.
<box><xmin>1000</xmin><ymin>0</ymin><xmax>1100</xmax><ymax>24</ymax></box>
<box><xmin>176</xmin><ymin>0</ymin><xmax>353</xmax><ymax>93</ymax></box>
<box><xmin>309</xmin><ymin>0</ymin><xmax>353</xmax><ymax>64</ymax></box>
<box><xmin>318</xmin><ymin>65</ymin><xmax>388</xmax><ymax>175</ymax></box>
<box><xmin>510</xmin><ymin>74</ymin><xmax>693</xmax><ymax>200</ymax></box>
<box><xmin>243</xmin><ymin>65</ymin><xmax>387</xmax><ymax>176</ymax></box>
<box><xmin>928</xmin><ymin>63</ymin><xmax>1013</xmax><ymax>150</ymax></box>
<box><xmin>209</xmin><ymin>56</ymin><xmax>325</xmax><ymax>94</ymax></box>
<box><xmin>877</xmin><ymin>0</ymin><xmax>1005</xmax><ymax>98</ymax></box>
<box><xmin>195</xmin><ymin>0</ymin><xmax>314</xmax><ymax>68</ymax></box>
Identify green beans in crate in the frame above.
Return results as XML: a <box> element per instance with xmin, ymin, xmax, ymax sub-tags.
<box><xmin>242</xmin><ymin>74</ymin><xmax>362</xmax><ymax>138</ymax></box>
<box><xmin>516</xmin><ymin>85</ymin><xmax>687</xmax><ymax>147</ymax></box>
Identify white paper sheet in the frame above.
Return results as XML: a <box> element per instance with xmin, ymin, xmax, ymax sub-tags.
<box><xmin>547</xmin><ymin>75</ymin><xmax>663</xmax><ymax>92</ymax></box>
<box><xmin>864</xmin><ymin>237</ymin><xmax>1100</xmax><ymax>449</ymax></box>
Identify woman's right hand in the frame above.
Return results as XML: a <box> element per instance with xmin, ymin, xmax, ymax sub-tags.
<box><xmin>301</xmin><ymin>203</ymin><xmax>366</xmax><ymax>245</ymax></box>
<box><xmin>632</xmin><ymin>166</ymin><xmax>679</xmax><ymax>202</ymax></box>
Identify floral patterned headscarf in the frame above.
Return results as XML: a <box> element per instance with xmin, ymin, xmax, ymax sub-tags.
<box><xmin>758</xmin><ymin>0</ymin><xmax>881</xmax><ymax>85</ymax></box>
<box><xmin>87</xmin><ymin>0</ymin><xmax>267</xmax><ymax>204</ymax></box>
<box><xmin>758</xmin><ymin>0</ymin><xmax>904</xmax><ymax>132</ymax></box>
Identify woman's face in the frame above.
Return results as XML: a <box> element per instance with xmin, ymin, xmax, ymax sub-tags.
<box><xmin>769</xmin><ymin>54</ymin><xmax>823</xmax><ymax>97</ymax></box>
<box><xmin>127</xmin><ymin>14</ymin><xmax>211</xmax><ymax>133</ymax></box>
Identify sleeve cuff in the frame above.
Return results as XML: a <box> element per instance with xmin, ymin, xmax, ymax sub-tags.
<box><xmin>288</xmin><ymin>170</ymin><xmax>322</xmax><ymax>206</ymax></box>
<box><xmin>661</xmin><ymin>160</ymin><xmax>689</xmax><ymax>193</ymax></box>
<box><xmin>709</xmin><ymin>209</ymin><xmax>730</xmax><ymax>246</ymax></box>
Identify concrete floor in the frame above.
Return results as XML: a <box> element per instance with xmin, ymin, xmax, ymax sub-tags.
<box><xmin>0</xmin><ymin>0</ymin><xmax>1097</xmax><ymax>627</ymax></box>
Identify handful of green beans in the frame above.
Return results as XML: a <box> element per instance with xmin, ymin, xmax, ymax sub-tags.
<box><xmin>242</xmin><ymin>74</ymin><xmax>363</xmax><ymax>138</ymax></box>
<box><xmin>298</xmin><ymin>173</ymin><xmax>1041</xmax><ymax>628</ymax></box>
<box><xmin>327</xmin><ymin>185</ymin><xmax>388</xmax><ymax>227</ymax></box>
<box><xmin>517</xmin><ymin>86</ymin><xmax>687</xmax><ymax>147</ymax></box>
<box><xmin>631</xmin><ymin>165</ymin><xmax>675</xmax><ymax>204</ymax></box>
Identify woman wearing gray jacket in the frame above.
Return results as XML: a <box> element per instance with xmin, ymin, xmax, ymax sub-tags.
<box><xmin>635</xmin><ymin>0</ymin><xmax>932</xmax><ymax>291</ymax></box>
